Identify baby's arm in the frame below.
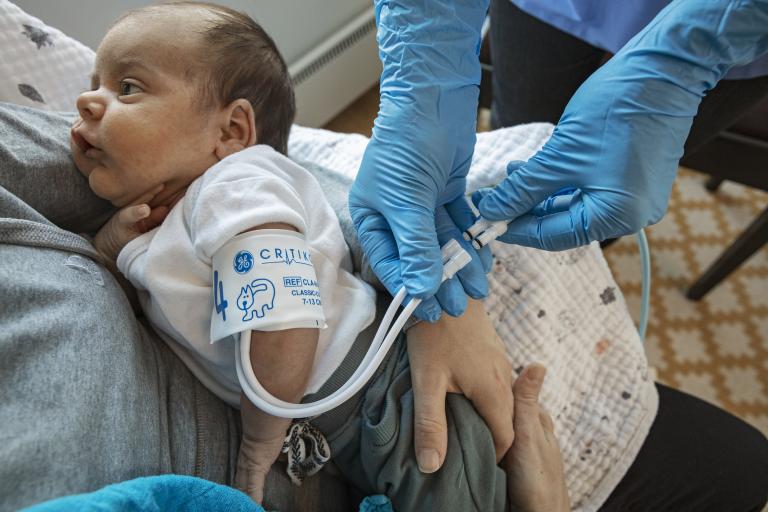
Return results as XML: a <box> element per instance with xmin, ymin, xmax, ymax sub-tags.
<box><xmin>236</xmin><ymin>327</ymin><xmax>318</xmax><ymax>504</ymax></box>
<box><xmin>93</xmin><ymin>204</ymin><xmax>166</xmax><ymax>263</ymax></box>
<box><xmin>93</xmin><ymin>197</ymin><xmax>169</xmax><ymax>310</ymax></box>
<box><xmin>234</xmin><ymin>223</ymin><xmax>319</xmax><ymax>504</ymax></box>
<box><xmin>92</xmin><ymin>184</ymin><xmax>168</xmax><ymax>265</ymax></box>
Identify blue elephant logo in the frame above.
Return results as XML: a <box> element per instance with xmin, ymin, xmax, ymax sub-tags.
<box><xmin>237</xmin><ymin>278</ymin><xmax>276</xmax><ymax>321</ymax></box>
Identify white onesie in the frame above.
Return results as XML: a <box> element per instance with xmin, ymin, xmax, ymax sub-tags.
<box><xmin>117</xmin><ymin>145</ymin><xmax>377</xmax><ymax>407</ymax></box>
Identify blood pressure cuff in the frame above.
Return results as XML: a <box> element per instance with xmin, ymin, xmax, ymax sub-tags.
<box><xmin>210</xmin><ymin>229</ymin><xmax>327</xmax><ymax>342</ymax></box>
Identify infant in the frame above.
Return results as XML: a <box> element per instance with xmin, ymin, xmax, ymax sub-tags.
<box><xmin>70</xmin><ymin>2</ymin><xmax>568</xmax><ymax>510</ymax></box>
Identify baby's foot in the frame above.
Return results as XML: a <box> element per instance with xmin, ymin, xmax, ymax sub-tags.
<box><xmin>504</xmin><ymin>365</ymin><xmax>570</xmax><ymax>512</ymax></box>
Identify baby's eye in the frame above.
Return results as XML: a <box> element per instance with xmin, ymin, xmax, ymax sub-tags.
<box><xmin>119</xmin><ymin>81</ymin><xmax>143</xmax><ymax>96</ymax></box>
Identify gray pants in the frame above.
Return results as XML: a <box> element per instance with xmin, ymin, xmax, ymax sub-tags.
<box><xmin>309</xmin><ymin>316</ymin><xmax>508</xmax><ymax>511</ymax></box>
<box><xmin>0</xmin><ymin>194</ymin><xmax>235</xmax><ymax>507</ymax></box>
<box><xmin>0</xmin><ymin>102</ymin><xmax>506</xmax><ymax>511</ymax></box>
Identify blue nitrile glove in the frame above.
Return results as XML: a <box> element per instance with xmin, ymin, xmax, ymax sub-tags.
<box><xmin>349</xmin><ymin>0</ymin><xmax>490</xmax><ymax>322</ymax></box>
<box><xmin>473</xmin><ymin>0</ymin><xmax>768</xmax><ymax>251</ymax></box>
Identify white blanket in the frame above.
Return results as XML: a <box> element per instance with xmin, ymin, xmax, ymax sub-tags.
<box><xmin>289</xmin><ymin>124</ymin><xmax>658</xmax><ymax>512</ymax></box>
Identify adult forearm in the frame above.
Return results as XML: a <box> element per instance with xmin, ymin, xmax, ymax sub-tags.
<box><xmin>375</xmin><ymin>0</ymin><xmax>488</xmax><ymax>86</ymax></box>
<box><xmin>350</xmin><ymin>2</ymin><xmax>493</xmax><ymax>320</ymax></box>
<box><xmin>620</xmin><ymin>0</ymin><xmax>768</xmax><ymax>91</ymax></box>
<box><xmin>374</xmin><ymin>0</ymin><xmax>488</xmax><ymax>111</ymax></box>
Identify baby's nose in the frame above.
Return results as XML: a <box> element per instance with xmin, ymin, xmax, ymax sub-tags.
<box><xmin>76</xmin><ymin>90</ymin><xmax>105</xmax><ymax>120</ymax></box>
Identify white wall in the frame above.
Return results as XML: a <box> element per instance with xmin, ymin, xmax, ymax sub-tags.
<box><xmin>15</xmin><ymin>0</ymin><xmax>371</xmax><ymax>66</ymax></box>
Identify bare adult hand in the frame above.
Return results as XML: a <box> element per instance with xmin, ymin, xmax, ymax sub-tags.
<box><xmin>504</xmin><ymin>365</ymin><xmax>570</xmax><ymax>512</ymax></box>
<box><xmin>406</xmin><ymin>298</ymin><xmax>515</xmax><ymax>473</ymax></box>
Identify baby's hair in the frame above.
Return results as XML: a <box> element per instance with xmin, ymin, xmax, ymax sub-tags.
<box><xmin>114</xmin><ymin>1</ymin><xmax>295</xmax><ymax>154</ymax></box>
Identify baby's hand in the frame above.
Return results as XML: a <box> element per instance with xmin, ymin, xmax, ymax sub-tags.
<box><xmin>93</xmin><ymin>186</ymin><xmax>168</xmax><ymax>262</ymax></box>
<box><xmin>235</xmin><ymin>394</ymin><xmax>292</xmax><ymax>505</ymax></box>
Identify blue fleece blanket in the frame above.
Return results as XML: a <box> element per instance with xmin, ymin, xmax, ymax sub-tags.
<box><xmin>21</xmin><ymin>475</ymin><xmax>265</xmax><ymax>512</ymax></box>
<box><xmin>21</xmin><ymin>475</ymin><xmax>394</xmax><ymax>512</ymax></box>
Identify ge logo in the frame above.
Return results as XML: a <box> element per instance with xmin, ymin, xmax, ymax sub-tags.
<box><xmin>233</xmin><ymin>250</ymin><xmax>254</xmax><ymax>274</ymax></box>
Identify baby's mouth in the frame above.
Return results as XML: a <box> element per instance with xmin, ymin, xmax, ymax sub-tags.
<box><xmin>71</xmin><ymin>129</ymin><xmax>104</xmax><ymax>159</ymax></box>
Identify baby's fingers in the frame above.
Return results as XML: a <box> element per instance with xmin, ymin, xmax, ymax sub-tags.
<box><xmin>116</xmin><ymin>204</ymin><xmax>151</xmax><ymax>226</ymax></box>
<box><xmin>235</xmin><ymin>459</ymin><xmax>269</xmax><ymax>504</ymax></box>
<box><xmin>95</xmin><ymin>204</ymin><xmax>151</xmax><ymax>260</ymax></box>
<box><xmin>136</xmin><ymin>205</ymin><xmax>170</xmax><ymax>233</ymax></box>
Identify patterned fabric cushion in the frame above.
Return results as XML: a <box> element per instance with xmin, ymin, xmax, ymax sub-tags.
<box><xmin>0</xmin><ymin>0</ymin><xmax>95</xmax><ymax>111</ymax></box>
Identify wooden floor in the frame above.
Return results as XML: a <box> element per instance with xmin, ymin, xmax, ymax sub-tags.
<box><xmin>322</xmin><ymin>86</ymin><xmax>379</xmax><ymax>136</ymax></box>
<box><xmin>323</xmin><ymin>86</ymin><xmax>493</xmax><ymax>135</ymax></box>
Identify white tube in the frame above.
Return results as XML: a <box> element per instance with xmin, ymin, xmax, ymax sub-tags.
<box><xmin>236</xmin><ymin>289</ymin><xmax>418</xmax><ymax>417</ymax></box>
<box><xmin>236</xmin><ymin>217</ymin><xmax>653</xmax><ymax>418</ymax></box>
<box><xmin>235</xmin><ymin>236</ymin><xmax>470</xmax><ymax>418</ymax></box>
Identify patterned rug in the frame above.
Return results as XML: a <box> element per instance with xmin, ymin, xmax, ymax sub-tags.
<box><xmin>602</xmin><ymin>168</ymin><xmax>768</xmax><ymax>438</ymax></box>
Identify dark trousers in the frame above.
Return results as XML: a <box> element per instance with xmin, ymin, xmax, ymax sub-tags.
<box><xmin>489</xmin><ymin>3</ymin><xmax>768</xmax><ymax>510</ymax></box>
<box><xmin>602</xmin><ymin>384</ymin><xmax>767</xmax><ymax>511</ymax></box>
<box><xmin>489</xmin><ymin>0</ymin><xmax>768</xmax><ymax>157</ymax></box>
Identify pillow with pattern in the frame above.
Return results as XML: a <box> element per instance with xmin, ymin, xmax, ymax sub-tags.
<box><xmin>0</xmin><ymin>0</ymin><xmax>94</xmax><ymax>111</ymax></box>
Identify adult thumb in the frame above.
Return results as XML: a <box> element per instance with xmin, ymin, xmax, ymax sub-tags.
<box><xmin>512</xmin><ymin>364</ymin><xmax>546</xmax><ymax>418</ymax></box>
<box><xmin>411</xmin><ymin>374</ymin><xmax>448</xmax><ymax>474</ymax></box>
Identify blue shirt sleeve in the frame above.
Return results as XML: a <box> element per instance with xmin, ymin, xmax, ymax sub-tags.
<box><xmin>509</xmin><ymin>0</ymin><xmax>768</xmax><ymax>79</ymax></box>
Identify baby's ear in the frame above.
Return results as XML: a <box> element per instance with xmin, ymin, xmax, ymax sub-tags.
<box><xmin>215</xmin><ymin>99</ymin><xmax>257</xmax><ymax>160</ymax></box>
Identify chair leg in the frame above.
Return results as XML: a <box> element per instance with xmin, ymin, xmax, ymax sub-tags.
<box><xmin>705</xmin><ymin>176</ymin><xmax>725</xmax><ymax>192</ymax></box>
<box><xmin>687</xmin><ymin>206</ymin><xmax>768</xmax><ymax>300</ymax></box>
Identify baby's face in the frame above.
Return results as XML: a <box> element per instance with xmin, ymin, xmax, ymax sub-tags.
<box><xmin>71</xmin><ymin>10</ymin><xmax>220</xmax><ymax>207</ymax></box>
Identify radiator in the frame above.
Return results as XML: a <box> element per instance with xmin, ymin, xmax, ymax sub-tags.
<box><xmin>288</xmin><ymin>7</ymin><xmax>380</xmax><ymax>127</ymax></box>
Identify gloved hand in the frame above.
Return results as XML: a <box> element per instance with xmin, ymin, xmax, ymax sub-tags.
<box><xmin>349</xmin><ymin>0</ymin><xmax>490</xmax><ymax>322</ymax></box>
<box><xmin>473</xmin><ymin>0</ymin><xmax>768</xmax><ymax>251</ymax></box>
